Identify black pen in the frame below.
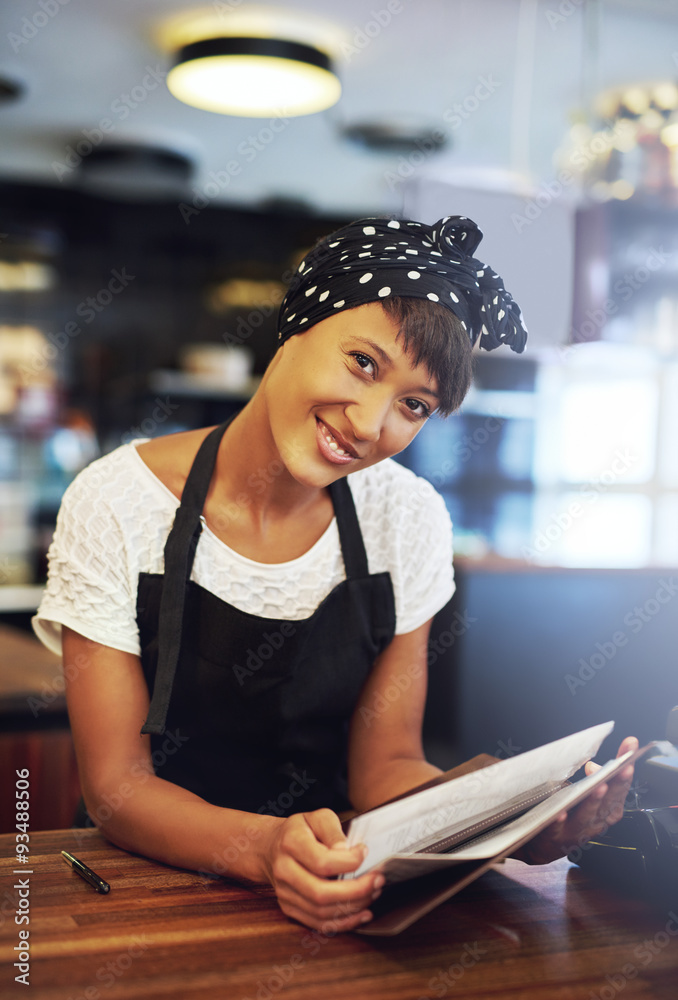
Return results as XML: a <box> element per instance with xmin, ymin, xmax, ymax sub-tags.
<box><xmin>61</xmin><ymin>850</ymin><xmax>110</xmax><ymax>894</ymax></box>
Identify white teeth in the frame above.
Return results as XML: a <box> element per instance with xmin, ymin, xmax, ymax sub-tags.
<box><xmin>320</xmin><ymin>421</ymin><xmax>350</xmax><ymax>457</ymax></box>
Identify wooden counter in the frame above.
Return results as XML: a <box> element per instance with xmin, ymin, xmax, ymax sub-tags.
<box><xmin>1</xmin><ymin>828</ymin><xmax>676</xmax><ymax>999</ymax></box>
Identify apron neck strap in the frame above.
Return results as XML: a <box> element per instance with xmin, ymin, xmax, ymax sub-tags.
<box><xmin>329</xmin><ymin>478</ymin><xmax>369</xmax><ymax>579</ymax></box>
<box><xmin>142</xmin><ymin>417</ymin><xmax>234</xmax><ymax>734</ymax></box>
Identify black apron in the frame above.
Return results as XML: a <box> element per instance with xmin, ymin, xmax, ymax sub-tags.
<box><xmin>136</xmin><ymin>418</ymin><xmax>396</xmax><ymax>816</ymax></box>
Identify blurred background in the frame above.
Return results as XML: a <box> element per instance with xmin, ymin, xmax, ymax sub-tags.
<box><xmin>1</xmin><ymin>0</ymin><xmax>677</xmax><ymax>829</ymax></box>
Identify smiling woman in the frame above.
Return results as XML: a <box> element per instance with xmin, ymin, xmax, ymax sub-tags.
<box><xmin>32</xmin><ymin>214</ymin><xmax>636</xmax><ymax>934</ymax></box>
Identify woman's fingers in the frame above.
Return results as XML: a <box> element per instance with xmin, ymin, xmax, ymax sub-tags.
<box><xmin>275</xmin><ymin>810</ymin><xmax>367</xmax><ymax>878</ymax></box>
<box><xmin>267</xmin><ymin>808</ymin><xmax>385</xmax><ymax>930</ymax></box>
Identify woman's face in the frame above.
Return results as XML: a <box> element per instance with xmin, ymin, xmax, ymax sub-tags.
<box><xmin>263</xmin><ymin>302</ymin><xmax>439</xmax><ymax>488</ymax></box>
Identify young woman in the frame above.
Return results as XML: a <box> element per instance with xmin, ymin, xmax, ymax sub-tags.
<box><xmin>34</xmin><ymin>215</ymin><xmax>637</xmax><ymax>932</ymax></box>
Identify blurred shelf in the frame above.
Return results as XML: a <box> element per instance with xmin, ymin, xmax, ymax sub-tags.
<box><xmin>148</xmin><ymin>370</ymin><xmax>261</xmax><ymax>399</ymax></box>
<box><xmin>0</xmin><ymin>585</ymin><xmax>44</xmax><ymax>613</ymax></box>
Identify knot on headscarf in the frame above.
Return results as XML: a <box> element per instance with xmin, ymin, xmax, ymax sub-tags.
<box><xmin>278</xmin><ymin>215</ymin><xmax>527</xmax><ymax>354</ymax></box>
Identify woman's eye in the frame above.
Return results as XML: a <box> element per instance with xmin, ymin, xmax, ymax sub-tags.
<box><xmin>351</xmin><ymin>352</ymin><xmax>376</xmax><ymax>377</ymax></box>
<box><xmin>405</xmin><ymin>398</ymin><xmax>431</xmax><ymax>419</ymax></box>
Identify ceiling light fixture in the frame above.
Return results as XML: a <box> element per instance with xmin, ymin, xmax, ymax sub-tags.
<box><xmin>167</xmin><ymin>36</ymin><xmax>341</xmax><ymax>118</ymax></box>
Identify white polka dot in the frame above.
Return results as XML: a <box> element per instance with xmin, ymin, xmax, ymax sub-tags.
<box><xmin>299</xmin><ymin>317</ymin><xmax>308</xmax><ymax>325</ymax></box>
<box><xmin>449</xmin><ymin>292</ymin><xmax>459</xmax><ymax>303</ymax></box>
<box><xmin>493</xmin><ymin>296</ymin><xmax>498</xmax><ymax>304</ymax></box>
<box><xmin>385</xmin><ymin>245</ymin><xmax>397</xmax><ymax>250</ymax></box>
<box><xmin>397</xmin><ymin>256</ymin><xmax>407</xmax><ymax>260</ymax></box>
<box><xmin>476</xmin><ymin>269</ymin><xmax>484</xmax><ymax>277</ymax></box>
<box><xmin>359</xmin><ymin>273</ymin><xmax>373</xmax><ymax>284</ymax></box>
<box><xmin>461</xmin><ymin>320</ymin><xmax>467</xmax><ymax>330</ymax></box>
<box><xmin>498</xmin><ymin>309</ymin><xmax>505</xmax><ymax>320</ymax></box>
<box><xmin>333</xmin><ymin>300</ymin><xmax>345</xmax><ymax>308</ymax></box>
<box><xmin>406</xmin><ymin>249</ymin><xmax>417</xmax><ymax>255</ymax></box>
<box><xmin>363</xmin><ymin>226</ymin><xmax>376</xmax><ymax>235</ymax></box>
<box><xmin>407</xmin><ymin>271</ymin><xmax>421</xmax><ymax>280</ymax></box>
<box><xmin>431</xmin><ymin>251</ymin><xmax>442</xmax><ymax>257</ymax></box>
<box><xmin>305</xmin><ymin>286</ymin><xmax>317</xmax><ymax>297</ymax></box>
<box><xmin>387</xmin><ymin>220</ymin><xmax>400</xmax><ymax>228</ymax></box>
<box><xmin>378</xmin><ymin>286</ymin><xmax>391</xmax><ymax>297</ymax></box>
<box><xmin>362</xmin><ymin>244</ymin><xmax>373</xmax><ymax>248</ymax></box>
<box><xmin>319</xmin><ymin>290</ymin><xmax>329</xmax><ymax>302</ymax></box>
<box><xmin>287</xmin><ymin>313</ymin><xmax>296</xmax><ymax>321</ymax></box>
<box><xmin>427</xmin><ymin>293</ymin><xmax>439</xmax><ymax>302</ymax></box>
<box><xmin>358</xmin><ymin>252</ymin><xmax>371</xmax><ymax>258</ymax></box>
<box><xmin>298</xmin><ymin>259</ymin><xmax>306</xmax><ymax>272</ymax></box>
<box><xmin>329</xmin><ymin>241</ymin><xmax>340</xmax><ymax>247</ymax></box>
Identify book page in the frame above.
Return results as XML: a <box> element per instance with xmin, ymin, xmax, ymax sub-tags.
<box><xmin>375</xmin><ymin>752</ymin><xmax>632</xmax><ymax>884</ymax></box>
<box><xmin>343</xmin><ymin>720</ymin><xmax>615</xmax><ymax>879</ymax></box>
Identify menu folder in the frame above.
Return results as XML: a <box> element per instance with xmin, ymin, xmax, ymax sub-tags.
<box><xmin>340</xmin><ymin>722</ymin><xmax>652</xmax><ymax>935</ymax></box>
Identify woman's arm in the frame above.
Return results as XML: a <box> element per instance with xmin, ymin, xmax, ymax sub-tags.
<box><xmin>62</xmin><ymin>626</ymin><xmax>384</xmax><ymax>930</ymax></box>
<box><xmin>347</xmin><ymin>617</ymin><xmax>442</xmax><ymax>811</ymax></box>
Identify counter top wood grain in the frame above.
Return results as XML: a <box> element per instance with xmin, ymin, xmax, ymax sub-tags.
<box><xmin>1</xmin><ymin>828</ymin><xmax>676</xmax><ymax>1000</ymax></box>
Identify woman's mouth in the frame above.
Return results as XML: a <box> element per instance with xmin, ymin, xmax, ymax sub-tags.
<box><xmin>315</xmin><ymin>418</ymin><xmax>358</xmax><ymax>465</ymax></box>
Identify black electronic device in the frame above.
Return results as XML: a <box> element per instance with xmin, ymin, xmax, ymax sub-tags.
<box><xmin>569</xmin><ymin>708</ymin><xmax>678</xmax><ymax>906</ymax></box>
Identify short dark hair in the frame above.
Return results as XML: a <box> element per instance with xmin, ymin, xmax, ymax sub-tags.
<box><xmin>380</xmin><ymin>296</ymin><xmax>473</xmax><ymax>416</ymax></box>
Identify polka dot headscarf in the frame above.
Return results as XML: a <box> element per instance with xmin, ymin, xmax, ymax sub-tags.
<box><xmin>278</xmin><ymin>215</ymin><xmax>527</xmax><ymax>353</ymax></box>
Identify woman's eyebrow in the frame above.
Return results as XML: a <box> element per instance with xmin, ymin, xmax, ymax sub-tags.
<box><xmin>354</xmin><ymin>337</ymin><xmax>395</xmax><ymax>368</ymax></box>
<box><xmin>354</xmin><ymin>338</ymin><xmax>439</xmax><ymax>399</ymax></box>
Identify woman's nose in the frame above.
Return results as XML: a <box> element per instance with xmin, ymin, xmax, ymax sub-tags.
<box><xmin>345</xmin><ymin>395</ymin><xmax>389</xmax><ymax>443</ymax></box>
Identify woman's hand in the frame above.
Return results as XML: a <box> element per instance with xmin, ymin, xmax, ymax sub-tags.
<box><xmin>517</xmin><ymin>735</ymin><xmax>639</xmax><ymax>865</ymax></box>
<box><xmin>261</xmin><ymin>808</ymin><xmax>384</xmax><ymax>932</ymax></box>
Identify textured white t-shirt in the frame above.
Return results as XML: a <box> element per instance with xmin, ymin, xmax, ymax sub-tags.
<box><xmin>33</xmin><ymin>440</ymin><xmax>455</xmax><ymax>657</ymax></box>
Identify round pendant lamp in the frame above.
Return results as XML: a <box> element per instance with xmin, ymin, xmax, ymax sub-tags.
<box><xmin>167</xmin><ymin>36</ymin><xmax>341</xmax><ymax>117</ymax></box>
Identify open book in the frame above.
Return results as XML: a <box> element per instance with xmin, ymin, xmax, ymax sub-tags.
<box><xmin>341</xmin><ymin>721</ymin><xmax>650</xmax><ymax>934</ymax></box>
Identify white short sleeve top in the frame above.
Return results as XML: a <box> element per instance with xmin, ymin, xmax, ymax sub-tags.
<box><xmin>33</xmin><ymin>441</ymin><xmax>455</xmax><ymax>657</ymax></box>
